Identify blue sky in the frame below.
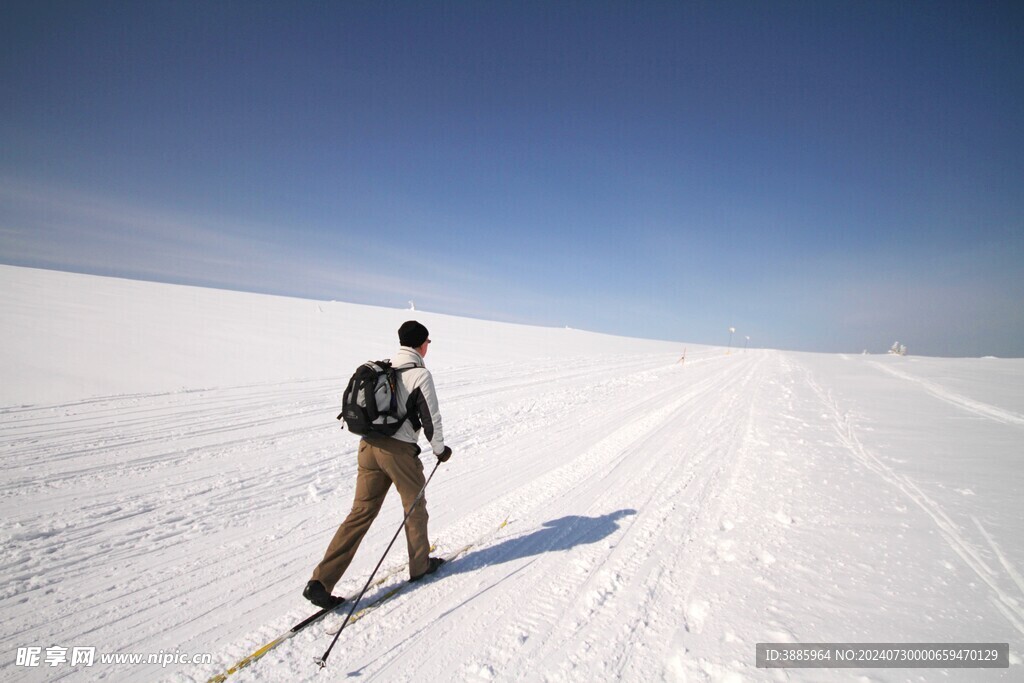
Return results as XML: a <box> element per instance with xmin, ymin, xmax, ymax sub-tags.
<box><xmin>2</xmin><ymin>1</ymin><xmax>1022</xmax><ymax>356</ymax></box>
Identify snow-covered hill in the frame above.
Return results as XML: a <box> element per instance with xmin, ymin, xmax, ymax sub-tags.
<box><xmin>1</xmin><ymin>266</ymin><xmax>1021</xmax><ymax>682</ymax></box>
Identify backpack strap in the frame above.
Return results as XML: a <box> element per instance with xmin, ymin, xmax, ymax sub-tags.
<box><xmin>387</xmin><ymin>364</ymin><xmax>416</xmax><ymax>417</ymax></box>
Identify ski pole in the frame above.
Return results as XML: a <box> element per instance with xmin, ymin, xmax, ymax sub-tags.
<box><xmin>315</xmin><ymin>459</ymin><xmax>442</xmax><ymax>669</ymax></box>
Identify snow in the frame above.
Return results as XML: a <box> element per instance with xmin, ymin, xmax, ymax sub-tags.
<box><xmin>1</xmin><ymin>264</ymin><xmax>1022</xmax><ymax>682</ymax></box>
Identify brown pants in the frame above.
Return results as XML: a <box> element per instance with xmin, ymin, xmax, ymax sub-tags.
<box><xmin>311</xmin><ymin>437</ymin><xmax>431</xmax><ymax>592</ymax></box>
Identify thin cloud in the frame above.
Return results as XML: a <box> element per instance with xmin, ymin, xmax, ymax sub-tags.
<box><xmin>0</xmin><ymin>177</ymin><xmax>483</xmax><ymax>309</ymax></box>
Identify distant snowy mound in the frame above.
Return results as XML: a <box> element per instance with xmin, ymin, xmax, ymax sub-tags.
<box><xmin>0</xmin><ymin>265</ymin><xmax>684</xmax><ymax>405</ymax></box>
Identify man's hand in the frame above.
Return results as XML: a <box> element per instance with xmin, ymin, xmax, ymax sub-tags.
<box><xmin>436</xmin><ymin>446</ymin><xmax>452</xmax><ymax>463</ymax></box>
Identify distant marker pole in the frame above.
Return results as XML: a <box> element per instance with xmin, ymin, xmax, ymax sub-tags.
<box><xmin>727</xmin><ymin>327</ymin><xmax>735</xmax><ymax>355</ymax></box>
<box><xmin>744</xmin><ymin>336</ymin><xmax>750</xmax><ymax>353</ymax></box>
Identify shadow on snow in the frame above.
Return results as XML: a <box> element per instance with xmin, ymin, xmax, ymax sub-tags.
<box><xmin>445</xmin><ymin>508</ymin><xmax>637</xmax><ymax>577</ymax></box>
<box><xmin>340</xmin><ymin>509</ymin><xmax>638</xmax><ymax>677</ymax></box>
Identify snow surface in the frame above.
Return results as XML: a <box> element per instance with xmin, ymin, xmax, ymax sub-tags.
<box><xmin>1</xmin><ymin>265</ymin><xmax>1022</xmax><ymax>682</ymax></box>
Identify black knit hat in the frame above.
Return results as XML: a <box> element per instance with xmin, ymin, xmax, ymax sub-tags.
<box><xmin>398</xmin><ymin>320</ymin><xmax>430</xmax><ymax>348</ymax></box>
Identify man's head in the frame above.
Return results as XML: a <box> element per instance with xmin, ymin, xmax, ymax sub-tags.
<box><xmin>399</xmin><ymin>320</ymin><xmax>430</xmax><ymax>354</ymax></box>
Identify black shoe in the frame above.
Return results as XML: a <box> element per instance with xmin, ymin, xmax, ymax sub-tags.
<box><xmin>409</xmin><ymin>557</ymin><xmax>445</xmax><ymax>583</ymax></box>
<box><xmin>303</xmin><ymin>580</ymin><xmax>345</xmax><ymax>609</ymax></box>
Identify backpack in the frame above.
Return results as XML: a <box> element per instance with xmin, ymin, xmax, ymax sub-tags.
<box><xmin>337</xmin><ymin>360</ymin><xmax>413</xmax><ymax>437</ymax></box>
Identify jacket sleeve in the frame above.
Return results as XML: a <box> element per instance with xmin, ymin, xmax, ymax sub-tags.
<box><xmin>412</xmin><ymin>369</ymin><xmax>445</xmax><ymax>455</ymax></box>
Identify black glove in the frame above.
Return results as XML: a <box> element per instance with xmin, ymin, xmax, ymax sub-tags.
<box><xmin>436</xmin><ymin>446</ymin><xmax>452</xmax><ymax>463</ymax></box>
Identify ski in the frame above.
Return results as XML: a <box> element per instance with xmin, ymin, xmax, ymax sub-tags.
<box><xmin>205</xmin><ymin>546</ymin><xmax>435</xmax><ymax>683</ymax></box>
<box><xmin>324</xmin><ymin>515</ymin><xmax>511</xmax><ymax>635</ymax></box>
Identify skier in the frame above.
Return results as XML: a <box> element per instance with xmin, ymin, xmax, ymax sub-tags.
<box><xmin>303</xmin><ymin>321</ymin><xmax>453</xmax><ymax>609</ymax></box>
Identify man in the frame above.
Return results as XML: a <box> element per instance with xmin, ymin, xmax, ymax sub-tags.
<box><xmin>303</xmin><ymin>320</ymin><xmax>453</xmax><ymax>609</ymax></box>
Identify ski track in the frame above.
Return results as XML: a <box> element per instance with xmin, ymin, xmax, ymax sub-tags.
<box><xmin>797</xmin><ymin>358</ymin><xmax>1024</xmax><ymax>638</ymax></box>
<box><xmin>869</xmin><ymin>361</ymin><xmax>1024</xmax><ymax>427</ymax></box>
<box><xmin>4</xmin><ymin>347</ymin><xmax>1022</xmax><ymax>682</ymax></box>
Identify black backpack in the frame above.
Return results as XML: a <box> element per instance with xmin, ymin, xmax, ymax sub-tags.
<box><xmin>337</xmin><ymin>360</ymin><xmax>413</xmax><ymax>437</ymax></box>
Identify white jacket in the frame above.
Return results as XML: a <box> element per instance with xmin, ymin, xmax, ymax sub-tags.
<box><xmin>390</xmin><ymin>347</ymin><xmax>446</xmax><ymax>456</ymax></box>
